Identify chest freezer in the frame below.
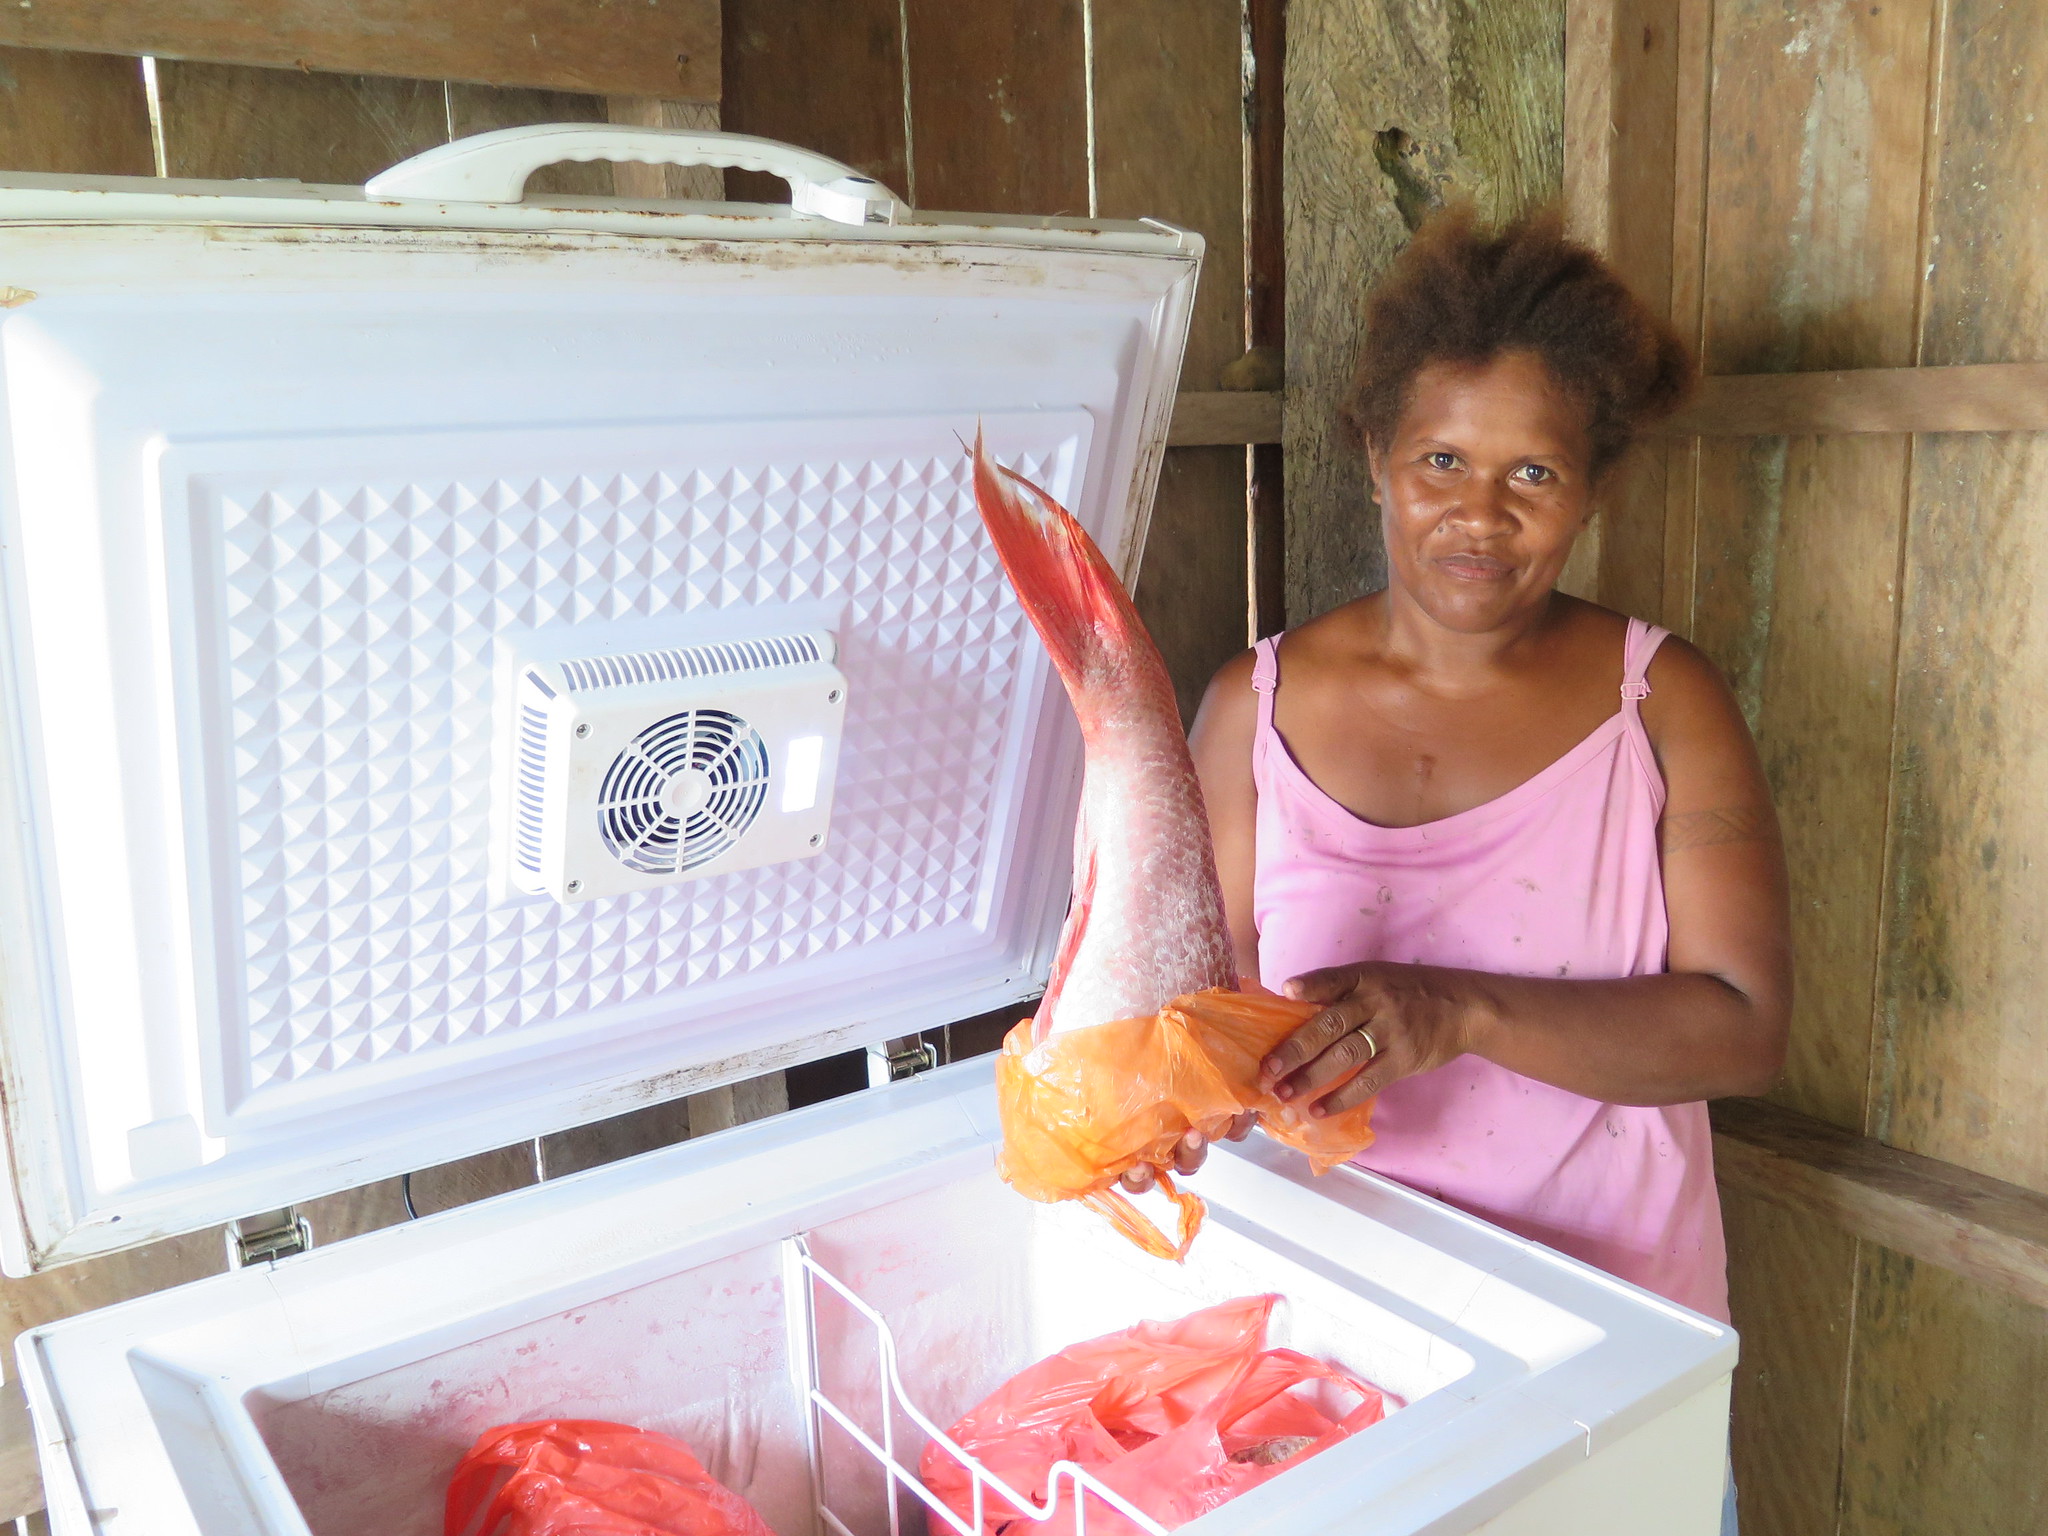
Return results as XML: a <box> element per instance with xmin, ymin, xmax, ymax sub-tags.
<box><xmin>0</xmin><ymin>126</ymin><xmax>1734</xmax><ymax>1534</ymax></box>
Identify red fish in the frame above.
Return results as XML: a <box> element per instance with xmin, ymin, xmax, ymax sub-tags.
<box><xmin>971</xmin><ymin>431</ymin><xmax>1236</xmax><ymax>1037</ymax></box>
<box><xmin>973</xmin><ymin>433</ymin><xmax>1373</xmax><ymax>1259</ymax></box>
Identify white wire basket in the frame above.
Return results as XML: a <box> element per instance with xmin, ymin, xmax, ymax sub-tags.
<box><xmin>783</xmin><ymin>1234</ymin><xmax>1174</xmax><ymax>1536</ymax></box>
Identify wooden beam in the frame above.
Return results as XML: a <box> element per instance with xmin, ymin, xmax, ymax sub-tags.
<box><xmin>1660</xmin><ymin>362</ymin><xmax>2048</xmax><ymax>437</ymax></box>
<box><xmin>1246</xmin><ymin>0</ymin><xmax>1286</xmax><ymax>640</ymax></box>
<box><xmin>0</xmin><ymin>1</ymin><xmax>719</xmax><ymax>101</ymax></box>
<box><xmin>1170</xmin><ymin>390</ymin><xmax>1282</xmax><ymax>447</ymax></box>
<box><xmin>1712</xmin><ymin>1097</ymin><xmax>2048</xmax><ymax>1311</ymax></box>
<box><xmin>1565</xmin><ymin>0</ymin><xmax>1683</xmax><ymax>617</ymax></box>
<box><xmin>1096</xmin><ymin>0</ymin><xmax>1249</xmax><ymax>727</ymax></box>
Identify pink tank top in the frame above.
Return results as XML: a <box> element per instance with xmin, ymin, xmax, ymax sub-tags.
<box><xmin>1250</xmin><ymin>618</ymin><xmax>1728</xmax><ymax>1320</ymax></box>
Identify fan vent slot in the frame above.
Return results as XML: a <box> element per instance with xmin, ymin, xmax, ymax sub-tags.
<box><xmin>597</xmin><ymin>709</ymin><xmax>771</xmax><ymax>875</ymax></box>
<box><xmin>514</xmin><ymin>695</ymin><xmax>552</xmax><ymax>876</ymax></box>
<box><xmin>562</xmin><ymin>634</ymin><xmax>823</xmax><ymax>694</ymax></box>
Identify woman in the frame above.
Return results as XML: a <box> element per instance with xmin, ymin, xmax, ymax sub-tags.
<box><xmin>1157</xmin><ymin>207</ymin><xmax>1791</xmax><ymax>1335</ymax></box>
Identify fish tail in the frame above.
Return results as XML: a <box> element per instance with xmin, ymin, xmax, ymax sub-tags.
<box><xmin>970</xmin><ymin>428</ymin><xmax>1161</xmax><ymax>694</ymax></box>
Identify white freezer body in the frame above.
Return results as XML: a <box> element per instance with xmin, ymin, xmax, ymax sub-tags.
<box><xmin>20</xmin><ymin>1057</ymin><xmax>1734</xmax><ymax>1536</ymax></box>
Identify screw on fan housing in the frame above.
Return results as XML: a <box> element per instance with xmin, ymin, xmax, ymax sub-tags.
<box><xmin>566</xmin><ymin>878</ymin><xmax>583</xmax><ymax>894</ymax></box>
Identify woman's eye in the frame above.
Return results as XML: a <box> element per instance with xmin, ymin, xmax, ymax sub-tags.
<box><xmin>1514</xmin><ymin>464</ymin><xmax>1554</xmax><ymax>484</ymax></box>
<box><xmin>1426</xmin><ymin>452</ymin><xmax>1459</xmax><ymax>472</ymax></box>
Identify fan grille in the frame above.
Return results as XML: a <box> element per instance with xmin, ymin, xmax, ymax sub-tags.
<box><xmin>597</xmin><ymin>709</ymin><xmax>771</xmax><ymax>875</ymax></box>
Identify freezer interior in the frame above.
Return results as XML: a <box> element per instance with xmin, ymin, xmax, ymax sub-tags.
<box><xmin>246</xmin><ymin>1173</ymin><xmax>1448</xmax><ymax>1536</ymax></box>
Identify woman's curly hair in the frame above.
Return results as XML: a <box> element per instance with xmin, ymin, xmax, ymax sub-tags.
<box><xmin>1340</xmin><ymin>205</ymin><xmax>1694</xmax><ymax>475</ymax></box>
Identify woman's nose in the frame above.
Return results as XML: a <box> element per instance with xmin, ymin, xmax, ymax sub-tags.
<box><xmin>1441</xmin><ymin>479</ymin><xmax>1516</xmax><ymax>534</ymax></box>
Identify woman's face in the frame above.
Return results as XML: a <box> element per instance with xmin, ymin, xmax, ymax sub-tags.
<box><xmin>1370</xmin><ymin>348</ymin><xmax>1596</xmax><ymax>635</ymax></box>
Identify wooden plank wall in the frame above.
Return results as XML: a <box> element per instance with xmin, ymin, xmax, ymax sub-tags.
<box><xmin>1585</xmin><ymin>3</ymin><xmax>2048</xmax><ymax>1530</ymax></box>
<box><xmin>1283</xmin><ymin>0</ymin><xmax>1566</xmax><ymax>627</ymax></box>
<box><xmin>0</xmin><ymin>1</ymin><xmax>1256</xmax><ymax>1518</ymax></box>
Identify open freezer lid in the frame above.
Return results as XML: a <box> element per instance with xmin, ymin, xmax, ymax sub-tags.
<box><xmin>0</xmin><ymin>128</ymin><xmax>1202</xmax><ymax>1271</ymax></box>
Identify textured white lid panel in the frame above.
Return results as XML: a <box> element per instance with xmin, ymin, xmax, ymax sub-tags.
<box><xmin>0</xmin><ymin>206</ymin><xmax>1197</xmax><ymax>1268</ymax></box>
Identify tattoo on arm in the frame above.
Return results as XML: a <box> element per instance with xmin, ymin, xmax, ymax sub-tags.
<box><xmin>1661</xmin><ymin>805</ymin><xmax>1777</xmax><ymax>854</ymax></box>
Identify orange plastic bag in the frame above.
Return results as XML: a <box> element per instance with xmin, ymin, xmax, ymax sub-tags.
<box><xmin>919</xmin><ymin>1294</ymin><xmax>1386</xmax><ymax>1535</ymax></box>
<box><xmin>445</xmin><ymin>1420</ymin><xmax>774</xmax><ymax>1536</ymax></box>
<box><xmin>996</xmin><ymin>987</ymin><xmax>1378</xmax><ymax>1259</ymax></box>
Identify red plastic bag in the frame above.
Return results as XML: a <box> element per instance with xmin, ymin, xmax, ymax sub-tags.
<box><xmin>445</xmin><ymin>1419</ymin><xmax>774</xmax><ymax>1536</ymax></box>
<box><xmin>919</xmin><ymin>1296</ymin><xmax>1386</xmax><ymax>1535</ymax></box>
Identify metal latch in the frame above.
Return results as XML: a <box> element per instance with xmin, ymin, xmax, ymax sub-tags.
<box><xmin>226</xmin><ymin>1207</ymin><xmax>313</xmax><ymax>1268</ymax></box>
<box><xmin>867</xmin><ymin>1035</ymin><xmax>938</xmax><ymax>1087</ymax></box>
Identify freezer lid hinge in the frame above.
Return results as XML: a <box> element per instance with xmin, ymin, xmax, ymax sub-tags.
<box><xmin>226</xmin><ymin>1207</ymin><xmax>313</xmax><ymax>1268</ymax></box>
<box><xmin>867</xmin><ymin>1035</ymin><xmax>938</xmax><ymax>1086</ymax></box>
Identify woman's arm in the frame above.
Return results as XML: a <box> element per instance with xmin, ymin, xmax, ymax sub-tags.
<box><xmin>1188</xmin><ymin>649</ymin><xmax>1264</xmax><ymax>982</ymax></box>
<box><xmin>1263</xmin><ymin>638</ymin><xmax>1793</xmax><ymax>1112</ymax></box>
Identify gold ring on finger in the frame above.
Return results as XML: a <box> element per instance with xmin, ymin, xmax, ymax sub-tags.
<box><xmin>1357</xmin><ymin>1027</ymin><xmax>1379</xmax><ymax>1060</ymax></box>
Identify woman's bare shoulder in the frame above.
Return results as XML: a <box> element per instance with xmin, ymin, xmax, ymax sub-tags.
<box><xmin>1541</xmin><ymin>596</ymin><xmax>1735</xmax><ymax>730</ymax></box>
<box><xmin>1192</xmin><ymin>647</ymin><xmax>1262</xmax><ymax>744</ymax></box>
<box><xmin>1547</xmin><ymin>592</ymin><xmax>1633</xmax><ymax>650</ymax></box>
<box><xmin>1189</xmin><ymin>648</ymin><xmax>1262</xmax><ymax>800</ymax></box>
<box><xmin>1635</xmin><ymin>628</ymin><xmax>1758</xmax><ymax>781</ymax></box>
<box><xmin>1641</xmin><ymin>630</ymin><xmax>1738</xmax><ymax>717</ymax></box>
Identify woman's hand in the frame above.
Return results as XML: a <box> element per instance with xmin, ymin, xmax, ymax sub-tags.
<box><xmin>1117</xmin><ymin>1112</ymin><xmax>1257</xmax><ymax>1193</ymax></box>
<box><xmin>1259</xmin><ymin>963</ymin><xmax>1480</xmax><ymax>1115</ymax></box>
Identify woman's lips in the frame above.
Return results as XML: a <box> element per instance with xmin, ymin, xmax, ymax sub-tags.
<box><xmin>1436</xmin><ymin>551</ymin><xmax>1515</xmax><ymax>581</ymax></box>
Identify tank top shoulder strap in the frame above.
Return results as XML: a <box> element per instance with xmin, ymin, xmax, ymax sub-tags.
<box><xmin>1620</xmin><ymin>616</ymin><xmax>1671</xmax><ymax>715</ymax></box>
<box><xmin>1250</xmin><ymin>634</ymin><xmax>1281</xmax><ymax>735</ymax></box>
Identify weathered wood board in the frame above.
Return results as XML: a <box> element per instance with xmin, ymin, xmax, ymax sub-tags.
<box><xmin>719</xmin><ymin>0</ymin><xmax>906</xmax><ymax>204</ymax></box>
<box><xmin>1668</xmin><ymin>10</ymin><xmax>1935</xmax><ymax>1531</ymax></box>
<box><xmin>902</xmin><ymin>0</ymin><xmax>1088</xmax><ymax>217</ymax></box>
<box><xmin>156</xmin><ymin>61</ymin><xmax>449</xmax><ymax>183</ymax></box>
<box><xmin>1662</xmin><ymin>363</ymin><xmax>2048</xmax><ymax>436</ymax></box>
<box><xmin>1092</xmin><ymin>0</ymin><xmax>1248</xmax><ymax>720</ymax></box>
<box><xmin>1690</xmin><ymin>0</ymin><xmax>1929</xmax><ymax>1134</ymax></box>
<box><xmin>0</xmin><ymin>45</ymin><xmax>150</xmax><ymax>175</ymax></box>
<box><xmin>1563</xmin><ymin>0</ymin><xmax>1675</xmax><ymax>613</ymax></box>
<box><xmin>1715</xmin><ymin>1097</ymin><xmax>2048</xmax><ymax>1310</ymax></box>
<box><xmin>1689</xmin><ymin>431</ymin><xmax>1907</xmax><ymax>1130</ymax></box>
<box><xmin>1879</xmin><ymin>430</ymin><xmax>2048</xmax><ymax>1189</ymax></box>
<box><xmin>1721</xmin><ymin>1187</ymin><xmax>1858</xmax><ymax>1536</ymax></box>
<box><xmin>1170</xmin><ymin>392</ymin><xmax>1284</xmax><ymax>447</ymax></box>
<box><xmin>0</xmin><ymin>0</ymin><xmax>718</xmax><ymax>101</ymax></box>
<box><xmin>1841</xmin><ymin>1247</ymin><xmax>2048</xmax><ymax>1536</ymax></box>
<box><xmin>1873</xmin><ymin>0</ymin><xmax>2048</xmax><ymax>1192</ymax></box>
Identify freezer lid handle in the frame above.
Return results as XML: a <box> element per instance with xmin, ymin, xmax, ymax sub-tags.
<box><xmin>363</xmin><ymin>125</ymin><xmax>906</xmax><ymax>225</ymax></box>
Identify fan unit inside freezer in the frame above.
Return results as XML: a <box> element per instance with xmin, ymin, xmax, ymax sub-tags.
<box><xmin>507</xmin><ymin>632</ymin><xmax>846</xmax><ymax>902</ymax></box>
<box><xmin>599</xmin><ymin>710</ymin><xmax>770</xmax><ymax>874</ymax></box>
